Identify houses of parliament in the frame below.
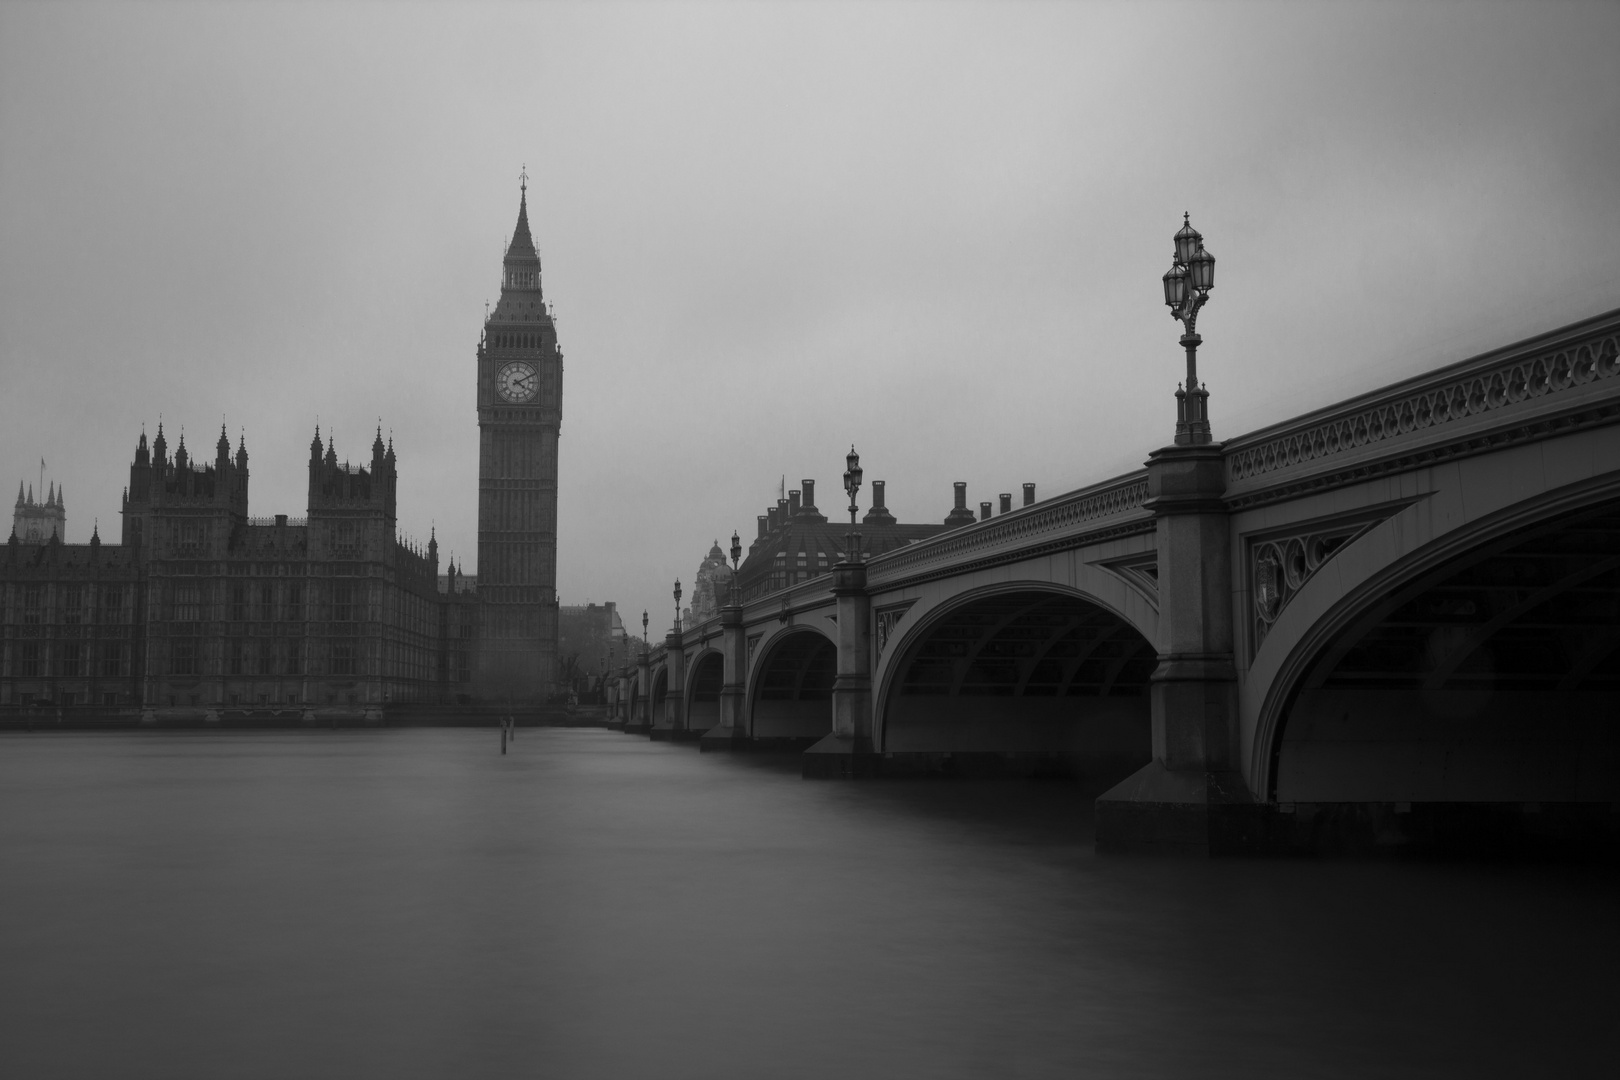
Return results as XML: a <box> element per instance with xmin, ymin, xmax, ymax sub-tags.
<box><xmin>0</xmin><ymin>183</ymin><xmax>563</xmax><ymax>719</ymax></box>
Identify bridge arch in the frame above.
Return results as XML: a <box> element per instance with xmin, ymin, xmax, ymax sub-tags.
<box><xmin>874</xmin><ymin>583</ymin><xmax>1155</xmax><ymax>773</ymax></box>
<box><xmin>748</xmin><ymin>626</ymin><xmax>836</xmax><ymax>742</ymax></box>
<box><xmin>684</xmin><ymin>648</ymin><xmax>724</xmax><ymax>734</ymax></box>
<box><xmin>1257</xmin><ymin>479</ymin><xmax>1620</xmax><ymax>803</ymax></box>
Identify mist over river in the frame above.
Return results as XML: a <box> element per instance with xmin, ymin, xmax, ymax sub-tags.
<box><xmin>2</xmin><ymin>729</ymin><xmax>1614</xmax><ymax>1079</ymax></box>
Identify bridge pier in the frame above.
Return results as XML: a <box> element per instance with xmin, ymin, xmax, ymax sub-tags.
<box><xmin>650</xmin><ymin>631</ymin><xmax>685</xmax><ymax>741</ymax></box>
<box><xmin>804</xmin><ymin>559</ymin><xmax>879</xmax><ymax>777</ymax></box>
<box><xmin>623</xmin><ymin>650</ymin><xmax>651</xmax><ymax>733</ymax></box>
<box><xmin>699</xmin><ymin>603</ymin><xmax>750</xmax><ymax>751</ymax></box>
<box><xmin>1097</xmin><ymin>443</ymin><xmax>1256</xmax><ymax>853</ymax></box>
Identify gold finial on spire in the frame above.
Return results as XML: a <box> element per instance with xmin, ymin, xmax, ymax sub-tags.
<box><xmin>520</xmin><ymin>164</ymin><xmax>528</xmax><ymax>194</ymax></box>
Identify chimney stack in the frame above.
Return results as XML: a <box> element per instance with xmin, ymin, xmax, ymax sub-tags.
<box><xmin>862</xmin><ymin>479</ymin><xmax>895</xmax><ymax>525</ymax></box>
<box><xmin>1023</xmin><ymin>482</ymin><xmax>1036</xmax><ymax>506</ymax></box>
<box><xmin>944</xmin><ymin>481</ymin><xmax>977</xmax><ymax>526</ymax></box>
<box><xmin>767</xmin><ymin>506</ymin><xmax>780</xmax><ymax>531</ymax></box>
<box><xmin>801</xmin><ymin>479</ymin><xmax>816</xmax><ymax>514</ymax></box>
<box><xmin>999</xmin><ymin>493</ymin><xmax>1012</xmax><ymax>515</ymax></box>
<box><xmin>788</xmin><ymin>489</ymin><xmax>801</xmax><ymax>518</ymax></box>
<box><xmin>757</xmin><ymin>515</ymin><xmax>768</xmax><ymax>540</ymax></box>
<box><xmin>980</xmin><ymin>501</ymin><xmax>992</xmax><ymax>521</ymax></box>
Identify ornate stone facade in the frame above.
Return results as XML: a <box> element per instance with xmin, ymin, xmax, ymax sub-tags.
<box><xmin>1</xmin><ymin>424</ymin><xmax>479</xmax><ymax>718</ymax></box>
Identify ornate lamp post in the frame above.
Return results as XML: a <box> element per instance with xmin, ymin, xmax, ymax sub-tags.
<box><xmin>673</xmin><ymin>579</ymin><xmax>682</xmax><ymax>634</ymax></box>
<box><xmin>842</xmin><ymin>445</ymin><xmax>863</xmax><ymax>559</ymax></box>
<box><xmin>642</xmin><ymin>609</ymin><xmax>649</xmax><ymax>654</ymax></box>
<box><xmin>1161</xmin><ymin>213</ymin><xmax>1217</xmax><ymax>445</ymax></box>
<box><xmin>729</xmin><ymin>530</ymin><xmax>742</xmax><ymax>604</ymax></box>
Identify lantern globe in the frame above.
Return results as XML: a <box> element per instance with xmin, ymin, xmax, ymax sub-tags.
<box><xmin>730</xmin><ymin>531</ymin><xmax>741</xmax><ymax>566</ymax></box>
<box><xmin>1174</xmin><ymin>215</ymin><xmax>1203</xmax><ymax>265</ymax></box>
<box><xmin>1189</xmin><ymin>246</ymin><xmax>1215</xmax><ymax>291</ymax></box>
<box><xmin>673</xmin><ymin>579</ymin><xmax>681</xmax><ymax>603</ymax></box>
<box><xmin>1162</xmin><ymin>264</ymin><xmax>1187</xmax><ymax>308</ymax></box>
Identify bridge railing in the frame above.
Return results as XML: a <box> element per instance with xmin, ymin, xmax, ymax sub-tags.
<box><xmin>1223</xmin><ymin>307</ymin><xmax>1620</xmax><ymax>505</ymax></box>
<box><xmin>865</xmin><ymin>468</ymin><xmax>1153</xmax><ymax>587</ymax></box>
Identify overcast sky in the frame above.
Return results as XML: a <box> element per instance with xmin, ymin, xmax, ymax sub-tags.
<box><xmin>3</xmin><ymin>1</ymin><xmax>1617</xmax><ymax>627</ymax></box>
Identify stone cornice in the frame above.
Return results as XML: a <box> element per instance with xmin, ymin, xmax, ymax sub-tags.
<box><xmin>1222</xmin><ymin>309</ymin><xmax>1620</xmax><ymax>505</ymax></box>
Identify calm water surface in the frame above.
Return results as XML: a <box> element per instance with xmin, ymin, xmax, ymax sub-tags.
<box><xmin>1</xmin><ymin>729</ymin><xmax>1615</xmax><ymax>1079</ymax></box>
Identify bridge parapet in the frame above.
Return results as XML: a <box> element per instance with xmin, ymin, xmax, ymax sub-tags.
<box><xmin>1224</xmin><ymin>309</ymin><xmax>1620</xmax><ymax>508</ymax></box>
<box><xmin>865</xmin><ymin>469</ymin><xmax>1152</xmax><ymax>588</ymax></box>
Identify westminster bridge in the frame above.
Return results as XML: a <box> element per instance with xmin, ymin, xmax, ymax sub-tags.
<box><xmin>609</xmin><ymin>308</ymin><xmax>1620</xmax><ymax>854</ymax></box>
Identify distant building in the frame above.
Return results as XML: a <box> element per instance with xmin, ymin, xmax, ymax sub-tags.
<box><xmin>0</xmin><ymin>181</ymin><xmax>582</xmax><ymax>716</ymax></box>
<box><xmin>735</xmin><ymin>478</ymin><xmax>952</xmax><ymax>603</ymax></box>
<box><xmin>557</xmin><ymin>601</ymin><xmax>625</xmax><ymax>695</ymax></box>
<box><xmin>12</xmin><ymin>481</ymin><xmax>65</xmax><ymax>544</ymax></box>
<box><xmin>684</xmin><ymin>541</ymin><xmax>735</xmax><ymax>625</ymax></box>
<box><xmin>0</xmin><ymin>424</ymin><xmax>478</xmax><ymax>714</ymax></box>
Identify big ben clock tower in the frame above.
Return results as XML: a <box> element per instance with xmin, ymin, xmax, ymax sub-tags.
<box><xmin>476</xmin><ymin>173</ymin><xmax>562</xmax><ymax>699</ymax></box>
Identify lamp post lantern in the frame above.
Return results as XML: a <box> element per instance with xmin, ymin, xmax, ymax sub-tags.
<box><xmin>642</xmin><ymin>609</ymin><xmax>648</xmax><ymax>653</ymax></box>
<box><xmin>673</xmin><ymin>579</ymin><xmax>682</xmax><ymax>634</ymax></box>
<box><xmin>842</xmin><ymin>445</ymin><xmax>863</xmax><ymax>560</ymax></box>
<box><xmin>1162</xmin><ymin>212</ymin><xmax>1217</xmax><ymax>445</ymax></box>
<box><xmin>729</xmin><ymin>530</ymin><xmax>742</xmax><ymax>604</ymax></box>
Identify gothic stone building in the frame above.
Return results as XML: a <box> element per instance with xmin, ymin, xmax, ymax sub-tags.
<box><xmin>0</xmin><ymin>423</ymin><xmax>479</xmax><ymax>719</ymax></box>
<box><xmin>0</xmin><ymin>182</ymin><xmax>566</xmax><ymax>719</ymax></box>
<box><xmin>474</xmin><ymin>177</ymin><xmax>563</xmax><ymax>700</ymax></box>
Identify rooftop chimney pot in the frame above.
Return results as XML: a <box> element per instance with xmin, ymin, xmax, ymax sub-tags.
<box><xmin>1023</xmin><ymin>483</ymin><xmax>1036</xmax><ymax>506</ymax></box>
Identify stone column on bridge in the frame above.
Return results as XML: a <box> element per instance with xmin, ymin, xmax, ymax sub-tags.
<box><xmin>631</xmin><ymin>648</ymin><xmax>652</xmax><ymax>732</ymax></box>
<box><xmin>804</xmin><ymin>558</ymin><xmax>879</xmax><ymax>777</ymax></box>
<box><xmin>649</xmin><ymin>631</ymin><xmax>686</xmax><ymax>740</ymax></box>
<box><xmin>1096</xmin><ymin>442</ymin><xmax>1253</xmax><ymax>853</ymax></box>
<box><xmin>699</xmin><ymin>601</ymin><xmax>749</xmax><ymax>751</ymax></box>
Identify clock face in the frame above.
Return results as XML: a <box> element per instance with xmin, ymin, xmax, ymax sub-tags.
<box><xmin>496</xmin><ymin>361</ymin><xmax>538</xmax><ymax>403</ymax></box>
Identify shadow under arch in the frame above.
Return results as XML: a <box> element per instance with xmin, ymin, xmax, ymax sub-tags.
<box><xmin>627</xmin><ymin>674</ymin><xmax>643</xmax><ymax>726</ymax></box>
<box><xmin>748</xmin><ymin>627</ymin><xmax>836</xmax><ymax>744</ymax></box>
<box><xmin>649</xmin><ymin>667</ymin><xmax>669</xmax><ymax>728</ymax></box>
<box><xmin>876</xmin><ymin>585</ymin><xmax>1155</xmax><ymax>775</ymax></box>
<box><xmin>1261</xmin><ymin>492</ymin><xmax>1620</xmax><ymax>804</ymax></box>
<box><xmin>685</xmin><ymin>649</ymin><xmax>724</xmax><ymax>734</ymax></box>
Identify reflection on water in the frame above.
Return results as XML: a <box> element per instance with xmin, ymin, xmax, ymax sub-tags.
<box><xmin>1</xmin><ymin>730</ymin><xmax>1614</xmax><ymax>1079</ymax></box>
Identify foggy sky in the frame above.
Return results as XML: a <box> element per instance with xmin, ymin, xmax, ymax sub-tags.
<box><xmin>3</xmin><ymin>1</ymin><xmax>1617</xmax><ymax>631</ymax></box>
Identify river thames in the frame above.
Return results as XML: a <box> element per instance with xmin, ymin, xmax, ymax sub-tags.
<box><xmin>1</xmin><ymin>729</ymin><xmax>1614</xmax><ymax>1079</ymax></box>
